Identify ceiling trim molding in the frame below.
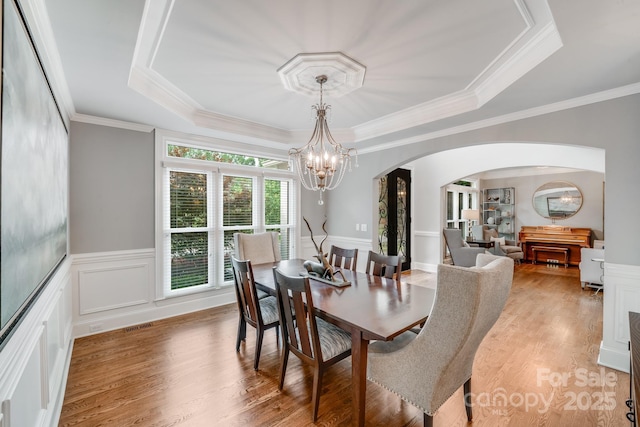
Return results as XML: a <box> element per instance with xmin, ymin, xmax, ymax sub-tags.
<box><xmin>70</xmin><ymin>82</ymin><xmax>640</xmax><ymax>153</ymax></box>
<box><xmin>20</xmin><ymin>0</ymin><xmax>76</xmax><ymax>126</ymax></box>
<box><xmin>352</xmin><ymin>0</ymin><xmax>562</xmax><ymax>142</ymax></box>
<box><xmin>128</xmin><ymin>0</ymin><xmax>562</xmax><ymax>145</ymax></box>
<box><xmin>155</xmin><ymin>128</ymin><xmax>290</xmax><ymax>160</ymax></box>
<box><xmin>192</xmin><ymin>109</ymin><xmax>292</xmax><ymax>143</ymax></box>
<box><xmin>357</xmin><ymin>82</ymin><xmax>640</xmax><ymax>155</ymax></box>
<box><xmin>471</xmin><ymin>20</ymin><xmax>562</xmax><ymax>106</ymax></box>
<box><xmin>72</xmin><ymin>114</ymin><xmax>155</xmax><ymax>133</ymax></box>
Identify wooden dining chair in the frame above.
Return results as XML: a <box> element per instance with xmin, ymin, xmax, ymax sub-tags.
<box><xmin>365</xmin><ymin>250</ymin><xmax>403</xmax><ymax>279</ymax></box>
<box><xmin>272</xmin><ymin>268</ymin><xmax>352</xmax><ymax>422</ymax></box>
<box><xmin>328</xmin><ymin>245</ymin><xmax>358</xmax><ymax>271</ymax></box>
<box><xmin>231</xmin><ymin>256</ymin><xmax>280</xmax><ymax>371</ymax></box>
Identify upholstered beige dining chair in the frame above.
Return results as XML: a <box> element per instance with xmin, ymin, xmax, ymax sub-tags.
<box><xmin>233</xmin><ymin>232</ymin><xmax>281</xmax><ymax>265</ymax></box>
<box><xmin>367</xmin><ymin>253</ymin><xmax>514</xmax><ymax>427</ymax></box>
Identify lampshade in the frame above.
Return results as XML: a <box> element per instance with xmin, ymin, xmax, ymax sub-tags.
<box><xmin>461</xmin><ymin>209</ymin><xmax>480</xmax><ymax>221</ymax></box>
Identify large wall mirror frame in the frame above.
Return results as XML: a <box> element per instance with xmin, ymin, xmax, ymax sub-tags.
<box><xmin>532</xmin><ymin>181</ymin><xmax>583</xmax><ymax>220</ymax></box>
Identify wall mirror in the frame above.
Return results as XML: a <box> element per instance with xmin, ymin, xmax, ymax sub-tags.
<box><xmin>532</xmin><ymin>181</ymin><xmax>583</xmax><ymax>220</ymax></box>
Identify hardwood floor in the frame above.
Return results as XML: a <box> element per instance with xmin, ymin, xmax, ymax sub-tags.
<box><xmin>59</xmin><ymin>264</ymin><xmax>630</xmax><ymax>426</ymax></box>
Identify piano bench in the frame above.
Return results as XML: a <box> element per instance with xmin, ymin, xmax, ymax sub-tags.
<box><xmin>531</xmin><ymin>246</ymin><xmax>569</xmax><ymax>267</ymax></box>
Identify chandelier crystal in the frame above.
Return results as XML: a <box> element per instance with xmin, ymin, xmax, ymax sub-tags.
<box><xmin>289</xmin><ymin>75</ymin><xmax>357</xmax><ymax>205</ymax></box>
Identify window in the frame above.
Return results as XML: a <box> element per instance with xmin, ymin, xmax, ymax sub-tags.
<box><xmin>445</xmin><ymin>181</ymin><xmax>478</xmax><ymax>237</ymax></box>
<box><xmin>157</xmin><ymin>136</ymin><xmax>296</xmax><ymax>298</ymax></box>
<box><xmin>168</xmin><ymin>170</ymin><xmax>210</xmax><ymax>290</ymax></box>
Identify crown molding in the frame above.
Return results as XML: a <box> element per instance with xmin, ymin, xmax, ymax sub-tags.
<box><xmin>19</xmin><ymin>0</ymin><xmax>76</xmax><ymax>126</ymax></box>
<box><xmin>72</xmin><ymin>114</ymin><xmax>154</xmax><ymax>133</ymax></box>
<box><xmin>352</xmin><ymin>0</ymin><xmax>562</xmax><ymax>142</ymax></box>
<box><xmin>472</xmin><ymin>20</ymin><xmax>562</xmax><ymax>106</ymax></box>
<box><xmin>128</xmin><ymin>0</ymin><xmax>562</xmax><ymax>145</ymax></box>
<box><xmin>357</xmin><ymin>82</ymin><xmax>640</xmax><ymax>155</ymax></box>
<box><xmin>71</xmin><ymin>81</ymin><xmax>640</xmax><ymax>153</ymax></box>
<box><xmin>192</xmin><ymin>109</ymin><xmax>292</xmax><ymax>144</ymax></box>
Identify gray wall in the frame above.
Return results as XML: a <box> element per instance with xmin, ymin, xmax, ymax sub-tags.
<box><xmin>69</xmin><ymin>122</ymin><xmax>155</xmax><ymax>253</ymax></box>
<box><xmin>326</xmin><ymin>93</ymin><xmax>640</xmax><ymax>267</ymax></box>
<box><xmin>482</xmin><ymin>171</ymin><xmax>605</xmax><ymax>241</ymax></box>
<box><xmin>300</xmin><ymin>188</ymin><xmax>327</xmax><ymax>237</ymax></box>
<box><xmin>68</xmin><ymin>94</ymin><xmax>640</xmax><ymax>267</ymax></box>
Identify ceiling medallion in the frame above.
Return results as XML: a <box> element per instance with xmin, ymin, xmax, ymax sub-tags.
<box><xmin>277</xmin><ymin>52</ymin><xmax>366</xmax><ymax>98</ymax></box>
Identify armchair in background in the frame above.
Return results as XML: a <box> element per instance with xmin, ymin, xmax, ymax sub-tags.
<box><xmin>580</xmin><ymin>246</ymin><xmax>605</xmax><ymax>290</ymax></box>
<box><xmin>442</xmin><ymin>228</ymin><xmax>485</xmax><ymax>267</ymax></box>
<box><xmin>473</xmin><ymin>225</ymin><xmax>524</xmax><ymax>264</ymax></box>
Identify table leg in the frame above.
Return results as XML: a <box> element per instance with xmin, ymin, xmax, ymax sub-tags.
<box><xmin>352</xmin><ymin>330</ymin><xmax>368</xmax><ymax>427</ymax></box>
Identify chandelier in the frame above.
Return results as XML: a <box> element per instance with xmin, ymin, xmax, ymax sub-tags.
<box><xmin>289</xmin><ymin>75</ymin><xmax>357</xmax><ymax>205</ymax></box>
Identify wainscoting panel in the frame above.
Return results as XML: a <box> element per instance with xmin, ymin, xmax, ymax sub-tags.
<box><xmin>78</xmin><ymin>264</ymin><xmax>150</xmax><ymax>315</ymax></box>
<box><xmin>599</xmin><ymin>262</ymin><xmax>640</xmax><ymax>372</ymax></box>
<box><xmin>73</xmin><ymin>250</ymin><xmax>154</xmax><ymax>315</ymax></box>
<box><xmin>412</xmin><ymin>230</ymin><xmax>441</xmax><ymax>272</ymax></box>
<box><xmin>0</xmin><ymin>259</ymin><xmax>72</xmax><ymax>427</ymax></box>
<box><xmin>71</xmin><ymin>249</ymin><xmax>236</xmax><ymax>338</ymax></box>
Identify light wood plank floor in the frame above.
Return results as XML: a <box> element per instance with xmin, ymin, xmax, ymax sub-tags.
<box><xmin>59</xmin><ymin>264</ymin><xmax>630</xmax><ymax>426</ymax></box>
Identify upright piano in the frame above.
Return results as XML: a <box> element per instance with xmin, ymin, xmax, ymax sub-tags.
<box><xmin>519</xmin><ymin>225</ymin><xmax>592</xmax><ymax>266</ymax></box>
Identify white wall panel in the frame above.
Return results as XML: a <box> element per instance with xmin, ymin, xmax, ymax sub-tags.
<box><xmin>72</xmin><ymin>249</ymin><xmax>235</xmax><ymax>338</ymax></box>
<box><xmin>599</xmin><ymin>262</ymin><xmax>640</xmax><ymax>372</ymax></box>
<box><xmin>0</xmin><ymin>260</ymin><xmax>72</xmax><ymax>427</ymax></box>
<box><xmin>78</xmin><ymin>264</ymin><xmax>150</xmax><ymax>314</ymax></box>
<box><xmin>9</xmin><ymin>331</ymin><xmax>45</xmax><ymax>427</ymax></box>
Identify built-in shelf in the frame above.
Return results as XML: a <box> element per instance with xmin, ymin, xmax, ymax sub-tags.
<box><xmin>482</xmin><ymin>187</ymin><xmax>515</xmax><ymax>241</ymax></box>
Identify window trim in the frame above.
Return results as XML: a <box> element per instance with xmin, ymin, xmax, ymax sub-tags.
<box><xmin>445</xmin><ymin>181</ymin><xmax>479</xmax><ymax>234</ymax></box>
<box><xmin>154</xmin><ymin>131</ymin><xmax>297</xmax><ymax>300</ymax></box>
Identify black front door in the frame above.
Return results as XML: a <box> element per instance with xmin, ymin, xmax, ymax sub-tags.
<box><xmin>378</xmin><ymin>168</ymin><xmax>411</xmax><ymax>271</ymax></box>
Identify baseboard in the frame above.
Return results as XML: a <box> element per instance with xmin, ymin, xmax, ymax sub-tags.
<box><xmin>411</xmin><ymin>261</ymin><xmax>438</xmax><ymax>273</ymax></box>
<box><xmin>598</xmin><ymin>340</ymin><xmax>629</xmax><ymax>373</ymax></box>
<box><xmin>73</xmin><ymin>289</ymin><xmax>235</xmax><ymax>338</ymax></box>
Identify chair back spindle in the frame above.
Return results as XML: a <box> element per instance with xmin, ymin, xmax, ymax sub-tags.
<box><xmin>328</xmin><ymin>245</ymin><xmax>358</xmax><ymax>271</ymax></box>
<box><xmin>366</xmin><ymin>251</ymin><xmax>402</xmax><ymax>279</ymax></box>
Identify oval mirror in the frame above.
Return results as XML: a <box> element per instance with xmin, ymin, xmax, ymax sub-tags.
<box><xmin>532</xmin><ymin>181</ymin><xmax>583</xmax><ymax>220</ymax></box>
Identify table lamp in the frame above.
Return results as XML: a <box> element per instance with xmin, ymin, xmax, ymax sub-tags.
<box><xmin>461</xmin><ymin>209</ymin><xmax>480</xmax><ymax>240</ymax></box>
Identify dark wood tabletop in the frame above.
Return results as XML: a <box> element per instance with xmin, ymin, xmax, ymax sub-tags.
<box><xmin>251</xmin><ymin>258</ymin><xmax>436</xmax><ymax>426</ymax></box>
<box><xmin>466</xmin><ymin>239</ymin><xmax>495</xmax><ymax>248</ymax></box>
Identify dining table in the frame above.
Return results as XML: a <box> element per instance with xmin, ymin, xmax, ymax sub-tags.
<box><xmin>251</xmin><ymin>258</ymin><xmax>436</xmax><ymax>427</ymax></box>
